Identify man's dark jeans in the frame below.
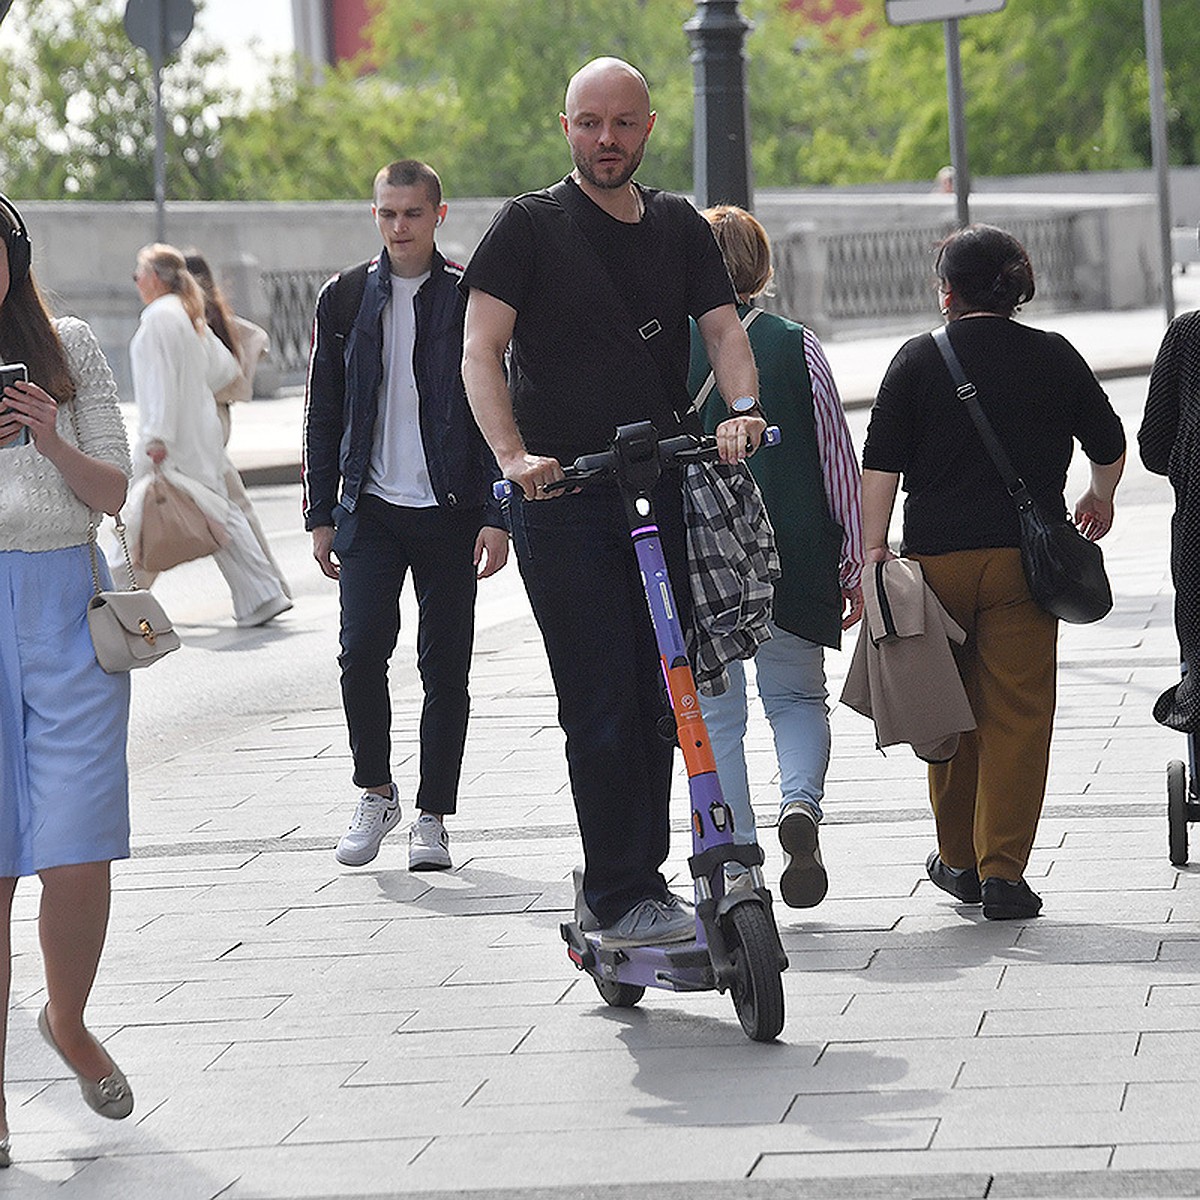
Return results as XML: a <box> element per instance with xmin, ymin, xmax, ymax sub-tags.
<box><xmin>335</xmin><ymin>496</ymin><xmax>481</xmax><ymax>813</ymax></box>
<box><xmin>509</xmin><ymin>477</ymin><xmax>689</xmax><ymax>927</ymax></box>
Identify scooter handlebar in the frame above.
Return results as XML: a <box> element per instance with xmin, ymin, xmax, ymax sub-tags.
<box><xmin>492</xmin><ymin>426</ymin><xmax>780</xmax><ymax>500</ymax></box>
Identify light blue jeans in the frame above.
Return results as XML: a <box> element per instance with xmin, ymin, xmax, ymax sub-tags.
<box><xmin>699</xmin><ymin>622</ymin><xmax>830</xmax><ymax>846</ymax></box>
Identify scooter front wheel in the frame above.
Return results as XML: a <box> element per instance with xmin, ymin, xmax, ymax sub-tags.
<box><xmin>725</xmin><ymin>903</ymin><xmax>785</xmax><ymax>1042</ymax></box>
<box><xmin>595</xmin><ymin>977</ymin><xmax>645</xmax><ymax>1008</ymax></box>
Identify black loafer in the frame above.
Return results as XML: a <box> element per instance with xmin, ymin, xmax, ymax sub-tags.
<box><xmin>981</xmin><ymin>876</ymin><xmax>1042</xmax><ymax>920</ymax></box>
<box><xmin>925</xmin><ymin>851</ymin><xmax>982</xmax><ymax>904</ymax></box>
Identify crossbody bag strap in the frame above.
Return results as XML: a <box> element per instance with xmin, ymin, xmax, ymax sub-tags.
<box><xmin>547</xmin><ymin>179</ymin><xmax>677</xmax><ymax>407</ymax></box>
<box><xmin>64</xmin><ymin>397</ymin><xmax>139</xmax><ymax>594</ymax></box>
<box><xmin>930</xmin><ymin>325</ymin><xmax>1036</xmax><ymax>512</ymax></box>
<box><xmin>690</xmin><ymin>306</ymin><xmax>763</xmax><ymax>414</ymax></box>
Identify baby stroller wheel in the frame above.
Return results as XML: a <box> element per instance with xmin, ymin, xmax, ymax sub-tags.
<box><xmin>595</xmin><ymin>977</ymin><xmax>645</xmax><ymax>1008</ymax></box>
<box><xmin>1168</xmin><ymin>759</ymin><xmax>1189</xmax><ymax>867</ymax></box>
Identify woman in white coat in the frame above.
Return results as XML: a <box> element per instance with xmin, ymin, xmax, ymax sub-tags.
<box><xmin>128</xmin><ymin>244</ymin><xmax>290</xmax><ymax>627</ymax></box>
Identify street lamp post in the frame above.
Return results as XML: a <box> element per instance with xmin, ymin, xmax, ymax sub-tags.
<box><xmin>685</xmin><ymin>0</ymin><xmax>754</xmax><ymax>211</ymax></box>
<box><xmin>943</xmin><ymin>18</ymin><xmax>971</xmax><ymax>228</ymax></box>
<box><xmin>124</xmin><ymin>0</ymin><xmax>195</xmax><ymax>242</ymax></box>
<box><xmin>1143</xmin><ymin>0</ymin><xmax>1175</xmax><ymax>324</ymax></box>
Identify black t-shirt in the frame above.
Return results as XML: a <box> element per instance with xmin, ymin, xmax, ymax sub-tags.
<box><xmin>863</xmin><ymin>317</ymin><xmax>1126</xmax><ymax>555</ymax></box>
<box><xmin>461</xmin><ymin>176</ymin><xmax>736</xmax><ymax>464</ymax></box>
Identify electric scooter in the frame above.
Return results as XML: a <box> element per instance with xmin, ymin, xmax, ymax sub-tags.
<box><xmin>496</xmin><ymin>421</ymin><xmax>788</xmax><ymax>1042</ymax></box>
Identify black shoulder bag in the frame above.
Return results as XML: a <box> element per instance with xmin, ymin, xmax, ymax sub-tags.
<box><xmin>931</xmin><ymin>325</ymin><xmax>1112</xmax><ymax>624</ymax></box>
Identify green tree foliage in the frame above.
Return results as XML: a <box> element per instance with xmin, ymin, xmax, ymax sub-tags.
<box><xmin>0</xmin><ymin>0</ymin><xmax>227</xmax><ymax>200</ymax></box>
<box><xmin>5</xmin><ymin>0</ymin><xmax>1200</xmax><ymax>200</ymax></box>
<box><xmin>361</xmin><ymin>0</ymin><xmax>699</xmax><ymax>197</ymax></box>
<box><xmin>748</xmin><ymin>3</ymin><xmax>888</xmax><ymax>185</ymax></box>
<box><xmin>827</xmin><ymin>0</ymin><xmax>1200</xmax><ymax>183</ymax></box>
<box><xmin>216</xmin><ymin>67</ymin><xmax>474</xmax><ymax>200</ymax></box>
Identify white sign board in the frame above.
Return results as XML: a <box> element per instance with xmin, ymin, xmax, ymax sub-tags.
<box><xmin>885</xmin><ymin>0</ymin><xmax>1005</xmax><ymax>25</ymax></box>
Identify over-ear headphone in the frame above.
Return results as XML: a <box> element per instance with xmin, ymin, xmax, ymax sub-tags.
<box><xmin>0</xmin><ymin>193</ymin><xmax>32</xmax><ymax>288</ymax></box>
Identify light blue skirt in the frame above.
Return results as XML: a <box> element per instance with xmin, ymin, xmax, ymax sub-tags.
<box><xmin>0</xmin><ymin>545</ymin><xmax>130</xmax><ymax>877</ymax></box>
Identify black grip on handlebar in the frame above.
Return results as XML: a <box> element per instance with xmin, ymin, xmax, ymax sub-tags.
<box><xmin>491</xmin><ymin>426</ymin><xmax>781</xmax><ymax>500</ymax></box>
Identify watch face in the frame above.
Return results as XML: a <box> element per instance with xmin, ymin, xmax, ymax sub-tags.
<box><xmin>732</xmin><ymin>397</ymin><xmax>758</xmax><ymax>414</ymax></box>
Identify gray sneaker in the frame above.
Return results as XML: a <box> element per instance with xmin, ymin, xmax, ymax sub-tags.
<box><xmin>778</xmin><ymin>801</ymin><xmax>828</xmax><ymax>908</ymax></box>
<box><xmin>335</xmin><ymin>785</ymin><xmax>401</xmax><ymax>866</ymax></box>
<box><xmin>600</xmin><ymin>896</ymin><xmax>695</xmax><ymax>948</ymax></box>
<box><xmin>408</xmin><ymin>813</ymin><xmax>452</xmax><ymax>871</ymax></box>
<box><xmin>572</xmin><ymin>866</ymin><xmax>601</xmax><ymax>931</ymax></box>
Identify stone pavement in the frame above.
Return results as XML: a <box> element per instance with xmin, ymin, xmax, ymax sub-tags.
<box><xmin>5</xmin><ymin>296</ymin><xmax>1200</xmax><ymax>1200</ymax></box>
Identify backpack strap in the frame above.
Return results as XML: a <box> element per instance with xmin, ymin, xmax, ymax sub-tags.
<box><xmin>690</xmin><ymin>306</ymin><xmax>763</xmax><ymax>414</ymax></box>
<box><xmin>329</xmin><ymin>260</ymin><xmax>371</xmax><ymax>338</ymax></box>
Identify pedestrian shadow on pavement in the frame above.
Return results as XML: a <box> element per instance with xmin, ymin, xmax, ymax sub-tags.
<box><xmin>369</xmin><ymin>861</ymin><xmax>567</xmax><ymax>920</ymax></box>
<box><xmin>603</xmin><ymin>1008</ymin><xmax>930</xmax><ymax>1141</ymax></box>
<box><xmin>164</xmin><ymin>620</ymin><xmax>296</xmax><ymax>652</ymax></box>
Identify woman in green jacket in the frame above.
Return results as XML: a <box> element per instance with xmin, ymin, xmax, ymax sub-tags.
<box><xmin>689</xmin><ymin>206</ymin><xmax>863</xmax><ymax>909</ymax></box>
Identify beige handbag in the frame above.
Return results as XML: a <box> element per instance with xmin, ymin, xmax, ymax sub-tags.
<box><xmin>66</xmin><ymin>401</ymin><xmax>180</xmax><ymax>672</ymax></box>
<box><xmin>137</xmin><ymin>470</ymin><xmax>223</xmax><ymax>573</ymax></box>
<box><xmin>86</xmin><ymin>516</ymin><xmax>181</xmax><ymax>673</ymax></box>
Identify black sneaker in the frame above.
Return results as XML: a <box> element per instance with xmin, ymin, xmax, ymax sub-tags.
<box><xmin>981</xmin><ymin>876</ymin><xmax>1043</xmax><ymax>920</ymax></box>
<box><xmin>778</xmin><ymin>802</ymin><xmax>828</xmax><ymax>908</ymax></box>
<box><xmin>925</xmin><ymin>851</ymin><xmax>982</xmax><ymax>904</ymax></box>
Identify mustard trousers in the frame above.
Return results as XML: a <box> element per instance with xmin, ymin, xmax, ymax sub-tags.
<box><xmin>912</xmin><ymin>548</ymin><xmax>1058</xmax><ymax>882</ymax></box>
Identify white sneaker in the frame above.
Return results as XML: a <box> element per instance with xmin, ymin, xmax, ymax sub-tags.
<box><xmin>778</xmin><ymin>801</ymin><xmax>828</xmax><ymax>908</ymax></box>
<box><xmin>335</xmin><ymin>785</ymin><xmax>401</xmax><ymax>866</ymax></box>
<box><xmin>408</xmin><ymin>813</ymin><xmax>452</xmax><ymax>871</ymax></box>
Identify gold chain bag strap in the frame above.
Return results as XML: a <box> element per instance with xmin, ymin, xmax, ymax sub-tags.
<box><xmin>68</xmin><ymin>402</ymin><xmax>181</xmax><ymax>672</ymax></box>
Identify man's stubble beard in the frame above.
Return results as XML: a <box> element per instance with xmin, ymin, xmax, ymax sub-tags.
<box><xmin>573</xmin><ymin>137</ymin><xmax>648</xmax><ymax>190</ymax></box>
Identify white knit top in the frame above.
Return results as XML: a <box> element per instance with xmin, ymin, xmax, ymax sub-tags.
<box><xmin>0</xmin><ymin>317</ymin><xmax>132</xmax><ymax>552</ymax></box>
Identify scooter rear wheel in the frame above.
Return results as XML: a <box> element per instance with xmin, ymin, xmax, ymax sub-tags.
<box><xmin>1168</xmin><ymin>759</ymin><xmax>1189</xmax><ymax>866</ymax></box>
<box><xmin>595</xmin><ymin>977</ymin><xmax>645</xmax><ymax>1008</ymax></box>
<box><xmin>725</xmin><ymin>902</ymin><xmax>785</xmax><ymax>1042</ymax></box>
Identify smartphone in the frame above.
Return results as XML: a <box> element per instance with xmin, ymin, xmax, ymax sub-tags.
<box><xmin>0</xmin><ymin>362</ymin><xmax>29</xmax><ymax>448</ymax></box>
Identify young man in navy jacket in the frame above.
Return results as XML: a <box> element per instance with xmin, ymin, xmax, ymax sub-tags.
<box><xmin>304</xmin><ymin>159</ymin><xmax>508</xmax><ymax>871</ymax></box>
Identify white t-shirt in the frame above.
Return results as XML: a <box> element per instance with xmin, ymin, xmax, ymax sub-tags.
<box><xmin>364</xmin><ymin>270</ymin><xmax>437</xmax><ymax>507</ymax></box>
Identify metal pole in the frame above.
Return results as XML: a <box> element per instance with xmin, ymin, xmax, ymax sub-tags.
<box><xmin>153</xmin><ymin>66</ymin><xmax>166</xmax><ymax>242</ymax></box>
<box><xmin>1144</xmin><ymin>0</ymin><xmax>1175</xmax><ymax>323</ymax></box>
<box><xmin>684</xmin><ymin>0</ymin><xmax>754</xmax><ymax>211</ymax></box>
<box><xmin>152</xmin><ymin>0</ymin><xmax>167</xmax><ymax>241</ymax></box>
<box><xmin>944</xmin><ymin>18</ymin><xmax>971</xmax><ymax>228</ymax></box>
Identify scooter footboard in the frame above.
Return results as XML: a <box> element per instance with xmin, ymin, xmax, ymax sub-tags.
<box><xmin>561</xmin><ymin>922</ymin><xmax>715</xmax><ymax>992</ymax></box>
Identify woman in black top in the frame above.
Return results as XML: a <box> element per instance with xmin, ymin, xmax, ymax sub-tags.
<box><xmin>1141</xmin><ymin>311</ymin><xmax>1200</xmax><ymax>732</ymax></box>
<box><xmin>861</xmin><ymin>225</ymin><xmax>1125</xmax><ymax>920</ymax></box>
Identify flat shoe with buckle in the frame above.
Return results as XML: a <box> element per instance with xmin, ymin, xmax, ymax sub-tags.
<box><xmin>38</xmin><ymin>1005</ymin><xmax>134</xmax><ymax>1120</ymax></box>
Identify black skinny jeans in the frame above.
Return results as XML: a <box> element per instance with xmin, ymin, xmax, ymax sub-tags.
<box><xmin>509</xmin><ymin>477</ymin><xmax>690</xmax><ymax>926</ymax></box>
<box><xmin>335</xmin><ymin>496</ymin><xmax>482</xmax><ymax>813</ymax></box>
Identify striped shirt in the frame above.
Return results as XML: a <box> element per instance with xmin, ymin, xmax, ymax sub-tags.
<box><xmin>804</xmin><ymin>326</ymin><xmax>864</xmax><ymax>590</ymax></box>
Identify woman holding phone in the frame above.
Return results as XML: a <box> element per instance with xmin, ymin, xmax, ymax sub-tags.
<box><xmin>0</xmin><ymin>195</ymin><xmax>136</xmax><ymax>1167</ymax></box>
